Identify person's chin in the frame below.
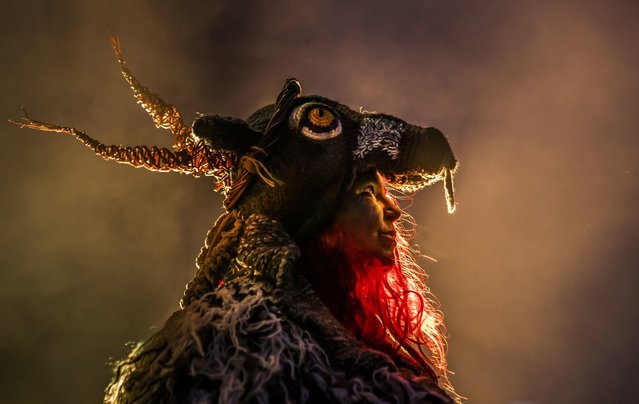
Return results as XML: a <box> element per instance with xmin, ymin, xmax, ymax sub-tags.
<box><xmin>377</xmin><ymin>238</ymin><xmax>396</xmax><ymax>263</ymax></box>
<box><xmin>377</xmin><ymin>248</ymin><xmax>396</xmax><ymax>265</ymax></box>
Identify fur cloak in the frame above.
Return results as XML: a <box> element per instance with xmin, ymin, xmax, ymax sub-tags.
<box><xmin>105</xmin><ymin>213</ymin><xmax>453</xmax><ymax>403</ymax></box>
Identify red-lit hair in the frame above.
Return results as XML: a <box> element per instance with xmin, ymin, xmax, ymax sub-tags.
<box><xmin>300</xmin><ymin>191</ymin><xmax>458</xmax><ymax>399</ymax></box>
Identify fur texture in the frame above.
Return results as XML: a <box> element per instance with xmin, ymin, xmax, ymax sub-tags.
<box><xmin>354</xmin><ymin>116</ymin><xmax>405</xmax><ymax>161</ymax></box>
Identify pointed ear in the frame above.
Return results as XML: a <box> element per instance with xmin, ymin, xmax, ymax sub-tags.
<box><xmin>192</xmin><ymin>115</ymin><xmax>262</xmax><ymax>154</ymax></box>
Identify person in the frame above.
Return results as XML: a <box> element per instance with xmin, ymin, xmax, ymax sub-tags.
<box><xmin>101</xmin><ymin>76</ymin><xmax>460</xmax><ymax>401</ymax></box>
<box><xmin>104</xmin><ymin>169</ymin><xmax>459</xmax><ymax>404</ymax></box>
<box><xmin>11</xmin><ymin>41</ymin><xmax>461</xmax><ymax>402</ymax></box>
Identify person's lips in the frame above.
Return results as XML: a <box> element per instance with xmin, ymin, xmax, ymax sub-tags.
<box><xmin>379</xmin><ymin>230</ymin><xmax>397</xmax><ymax>241</ymax></box>
<box><xmin>378</xmin><ymin>230</ymin><xmax>397</xmax><ymax>262</ymax></box>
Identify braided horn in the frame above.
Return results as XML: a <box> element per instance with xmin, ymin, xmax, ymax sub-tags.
<box><xmin>9</xmin><ymin>37</ymin><xmax>238</xmax><ymax>192</ymax></box>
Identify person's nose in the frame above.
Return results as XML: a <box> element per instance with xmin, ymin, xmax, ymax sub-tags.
<box><xmin>383</xmin><ymin>198</ymin><xmax>402</xmax><ymax>223</ymax></box>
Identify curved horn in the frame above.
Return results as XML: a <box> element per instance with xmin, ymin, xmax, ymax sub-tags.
<box><xmin>9</xmin><ymin>110</ymin><xmax>234</xmax><ymax>181</ymax></box>
<box><xmin>110</xmin><ymin>36</ymin><xmax>192</xmax><ymax>152</ymax></box>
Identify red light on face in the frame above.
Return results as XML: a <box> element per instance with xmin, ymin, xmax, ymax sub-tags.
<box><xmin>334</xmin><ymin>170</ymin><xmax>402</xmax><ymax>263</ymax></box>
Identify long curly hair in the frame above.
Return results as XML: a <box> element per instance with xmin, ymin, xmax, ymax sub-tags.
<box><xmin>300</xmin><ymin>192</ymin><xmax>460</xmax><ymax>400</ymax></box>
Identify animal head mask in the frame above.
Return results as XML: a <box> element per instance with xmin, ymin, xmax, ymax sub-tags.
<box><xmin>10</xmin><ymin>37</ymin><xmax>458</xmax><ymax>238</ymax></box>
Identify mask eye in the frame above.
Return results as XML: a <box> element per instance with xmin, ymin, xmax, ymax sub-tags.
<box><xmin>290</xmin><ymin>102</ymin><xmax>342</xmax><ymax>141</ymax></box>
<box><xmin>308</xmin><ymin>107</ymin><xmax>334</xmax><ymax>127</ymax></box>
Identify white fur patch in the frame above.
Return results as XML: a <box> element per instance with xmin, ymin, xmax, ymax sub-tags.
<box><xmin>354</xmin><ymin>117</ymin><xmax>404</xmax><ymax>160</ymax></box>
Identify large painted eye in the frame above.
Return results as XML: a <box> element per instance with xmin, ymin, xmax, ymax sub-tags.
<box><xmin>308</xmin><ymin>107</ymin><xmax>334</xmax><ymax>127</ymax></box>
<box><xmin>289</xmin><ymin>102</ymin><xmax>342</xmax><ymax>140</ymax></box>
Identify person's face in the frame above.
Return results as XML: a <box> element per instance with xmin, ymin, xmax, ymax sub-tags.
<box><xmin>334</xmin><ymin>170</ymin><xmax>402</xmax><ymax>263</ymax></box>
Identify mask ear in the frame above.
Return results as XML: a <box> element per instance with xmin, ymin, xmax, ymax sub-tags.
<box><xmin>192</xmin><ymin>115</ymin><xmax>262</xmax><ymax>155</ymax></box>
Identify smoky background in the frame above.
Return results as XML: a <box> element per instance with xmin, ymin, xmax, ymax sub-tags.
<box><xmin>1</xmin><ymin>0</ymin><xmax>638</xmax><ymax>403</ymax></box>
